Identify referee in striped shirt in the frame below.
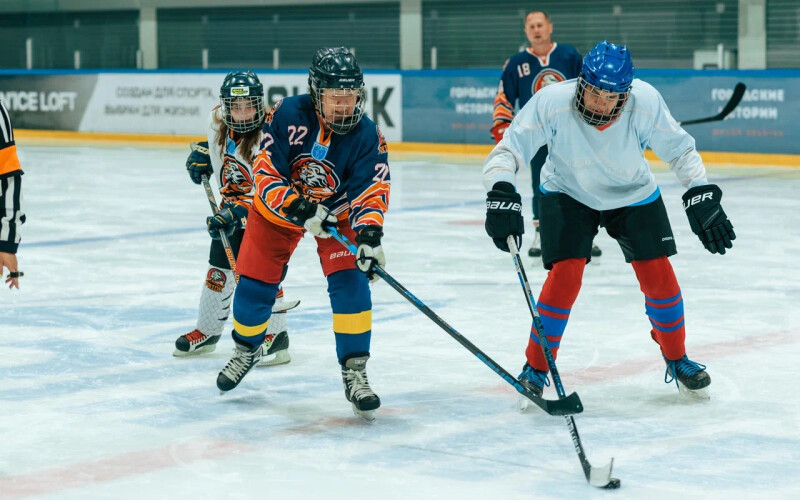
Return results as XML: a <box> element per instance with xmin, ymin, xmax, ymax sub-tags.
<box><xmin>0</xmin><ymin>100</ymin><xmax>25</xmax><ymax>289</ymax></box>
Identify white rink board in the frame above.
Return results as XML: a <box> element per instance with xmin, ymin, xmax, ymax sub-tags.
<box><xmin>78</xmin><ymin>73</ymin><xmax>403</xmax><ymax>141</ymax></box>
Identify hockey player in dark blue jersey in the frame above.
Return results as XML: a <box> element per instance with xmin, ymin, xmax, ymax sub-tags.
<box><xmin>491</xmin><ymin>11</ymin><xmax>601</xmax><ymax>259</ymax></box>
<box><xmin>215</xmin><ymin>47</ymin><xmax>390</xmax><ymax>421</ymax></box>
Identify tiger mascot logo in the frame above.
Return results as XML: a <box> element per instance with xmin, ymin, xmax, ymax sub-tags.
<box><xmin>290</xmin><ymin>155</ymin><xmax>340</xmax><ymax>203</ymax></box>
<box><xmin>205</xmin><ymin>268</ymin><xmax>227</xmax><ymax>293</ymax></box>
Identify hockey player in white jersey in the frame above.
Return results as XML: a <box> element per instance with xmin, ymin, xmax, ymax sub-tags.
<box><xmin>484</xmin><ymin>41</ymin><xmax>735</xmax><ymax>398</ymax></box>
<box><xmin>174</xmin><ymin>71</ymin><xmax>295</xmax><ymax>366</ymax></box>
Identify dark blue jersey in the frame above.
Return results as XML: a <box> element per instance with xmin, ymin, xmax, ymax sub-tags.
<box><xmin>492</xmin><ymin>43</ymin><xmax>582</xmax><ymax>134</ymax></box>
<box><xmin>252</xmin><ymin>94</ymin><xmax>390</xmax><ymax>233</ymax></box>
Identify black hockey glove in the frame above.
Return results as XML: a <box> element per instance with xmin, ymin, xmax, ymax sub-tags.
<box><xmin>485</xmin><ymin>181</ymin><xmax>524</xmax><ymax>252</ymax></box>
<box><xmin>186</xmin><ymin>141</ymin><xmax>212</xmax><ymax>185</ymax></box>
<box><xmin>355</xmin><ymin>225</ymin><xmax>385</xmax><ymax>283</ymax></box>
<box><xmin>207</xmin><ymin>202</ymin><xmax>248</xmax><ymax>239</ymax></box>
<box><xmin>682</xmin><ymin>184</ymin><xmax>736</xmax><ymax>255</ymax></box>
<box><xmin>281</xmin><ymin>196</ymin><xmax>337</xmax><ymax>238</ymax></box>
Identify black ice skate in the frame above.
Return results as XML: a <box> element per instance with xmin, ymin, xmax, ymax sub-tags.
<box><xmin>591</xmin><ymin>243</ymin><xmax>602</xmax><ymax>258</ymax></box>
<box><xmin>528</xmin><ymin>223</ymin><xmax>542</xmax><ymax>258</ymax></box>
<box><xmin>259</xmin><ymin>330</ymin><xmax>291</xmax><ymax>367</ymax></box>
<box><xmin>664</xmin><ymin>354</ymin><xmax>711</xmax><ymax>399</ymax></box>
<box><xmin>173</xmin><ymin>329</ymin><xmax>221</xmax><ymax>357</ymax></box>
<box><xmin>341</xmin><ymin>354</ymin><xmax>380</xmax><ymax>421</ymax></box>
<box><xmin>216</xmin><ymin>334</ymin><xmax>263</xmax><ymax>393</ymax></box>
<box><xmin>517</xmin><ymin>363</ymin><xmax>550</xmax><ymax>411</ymax></box>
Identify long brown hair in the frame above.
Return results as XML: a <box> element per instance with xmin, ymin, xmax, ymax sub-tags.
<box><xmin>212</xmin><ymin>105</ymin><xmax>263</xmax><ymax>165</ymax></box>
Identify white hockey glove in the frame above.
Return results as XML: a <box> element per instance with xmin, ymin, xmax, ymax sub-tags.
<box><xmin>282</xmin><ymin>196</ymin><xmax>337</xmax><ymax>238</ymax></box>
<box><xmin>355</xmin><ymin>225</ymin><xmax>385</xmax><ymax>283</ymax></box>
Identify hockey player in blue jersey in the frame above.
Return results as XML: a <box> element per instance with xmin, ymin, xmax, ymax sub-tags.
<box><xmin>491</xmin><ymin>11</ymin><xmax>602</xmax><ymax>259</ymax></box>
<box><xmin>215</xmin><ymin>47</ymin><xmax>390</xmax><ymax>421</ymax></box>
<box><xmin>484</xmin><ymin>41</ymin><xmax>735</xmax><ymax>401</ymax></box>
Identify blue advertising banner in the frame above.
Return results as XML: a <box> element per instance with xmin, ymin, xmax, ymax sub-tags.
<box><xmin>402</xmin><ymin>69</ymin><xmax>800</xmax><ymax>154</ymax></box>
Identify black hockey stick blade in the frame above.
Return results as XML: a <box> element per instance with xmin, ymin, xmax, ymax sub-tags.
<box><xmin>679</xmin><ymin>82</ymin><xmax>746</xmax><ymax>126</ymax></box>
<box><xmin>520</xmin><ymin>389</ymin><xmax>583</xmax><ymax>416</ymax></box>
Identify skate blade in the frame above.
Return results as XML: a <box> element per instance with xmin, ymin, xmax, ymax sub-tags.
<box><xmin>272</xmin><ymin>299</ymin><xmax>300</xmax><ymax>313</ymax></box>
<box><xmin>678</xmin><ymin>383</ymin><xmax>710</xmax><ymax>400</ymax></box>
<box><xmin>173</xmin><ymin>344</ymin><xmax>217</xmax><ymax>357</ymax></box>
<box><xmin>258</xmin><ymin>350</ymin><xmax>291</xmax><ymax>367</ymax></box>
<box><xmin>352</xmin><ymin>406</ymin><xmax>376</xmax><ymax>422</ymax></box>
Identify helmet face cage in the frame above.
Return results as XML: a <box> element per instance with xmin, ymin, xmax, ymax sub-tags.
<box><xmin>308</xmin><ymin>47</ymin><xmax>366</xmax><ymax>135</ymax></box>
<box><xmin>310</xmin><ymin>81</ymin><xmax>366</xmax><ymax>135</ymax></box>
<box><xmin>575</xmin><ymin>76</ymin><xmax>630</xmax><ymax>127</ymax></box>
<box><xmin>221</xmin><ymin>94</ymin><xmax>265</xmax><ymax>134</ymax></box>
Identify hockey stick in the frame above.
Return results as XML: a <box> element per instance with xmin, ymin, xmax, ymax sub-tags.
<box><xmin>678</xmin><ymin>82</ymin><xmax>746</xmax><ymax>126</ymax></box>
<box><xmin>199</xmin><ymin>173</ymin><xmax>299</xmax><ymax>314</ymax></box>
<box><xmin>508</xmin><ymin>236</ymin><xmax>620</xmax><ymax>489</ymax></box>
<box><xmin>200</xmin><ymin>174</ymin><xmax>239</xmax><ymax>283</ymax></box>
<box><xmin>327</xmin><ymin>226</ymin><xmax>582</xmax><ymax>417</ymax></box>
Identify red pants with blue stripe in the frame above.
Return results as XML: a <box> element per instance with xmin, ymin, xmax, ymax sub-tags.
<box><xmin>526</xmin><ymin>256</ymin><xmax>686</xmax><ymax>371</ymax></box>
<box><xmin>232</xmin><ymin>210</ymin><xmax>373</xmax><ymax>364</ymax></box>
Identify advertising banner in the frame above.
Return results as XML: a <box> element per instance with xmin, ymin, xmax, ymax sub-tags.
<box><xmin>402</xmin><ymin>69</ymin><xmax>800</xmax><ymax>154</ymax></box>
<box><xmin>0</xmin><ymin>71</ymin><xmax>403</xmax><ymax>142</ymax></box>
<box><xmin>641</xmin><ymin>71</ymin><xmax>799</xmax><ymax>155</ymax></box>
<box><xmin>0</xmin><ymin>69</ymin><xmax>797</xmax><ymax>154</ymax></box>
<box><xmin>403</xmin><ymin>71</ymin><xmax>497</xmax><ymax>145</ymax></box>
<box><xmin>0</xmin><ymin>74</ymin><xmax>98</xmax><ymax>130</ymax></box>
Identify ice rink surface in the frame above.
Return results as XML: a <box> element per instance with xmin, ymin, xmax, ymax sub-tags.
<box><xmin>1</xmin><ymin>144</ymin><xmax>799</xmax><ymax>499</ymax></box>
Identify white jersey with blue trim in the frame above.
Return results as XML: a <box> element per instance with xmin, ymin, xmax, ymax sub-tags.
<box><xmin>483</xmin><ymin>78</ymin><xmax>709</xmax><ymax>211</ymax></box>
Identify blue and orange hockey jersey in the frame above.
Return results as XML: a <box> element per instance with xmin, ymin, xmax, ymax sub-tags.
<box><xmin>492</xmin><ymin>43</ymin><xmax>582</xmax><ymax>140</ymax></box>
<box><xmin>252</xmin><ymin>95</ymin><xmax>390</xmax><ymax>233</ymax></box>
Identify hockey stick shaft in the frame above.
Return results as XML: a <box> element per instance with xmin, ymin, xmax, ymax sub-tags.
<box><xmin>507</xmin><ymin>236</ymin><xmax>618</xmax><ymax>488</ymax></box>
<box><xmin>327</xmin><ymin>227</ymin><xmax>580</xmax><ymax>416</ymax></box>
<box><xmin>200</xmin><ymin>175</ymin><xmax>239</xmax><ymax>283</ymax></box>
<box><xmin>508</xmin><ymin>236</ymin><xmax>569</xmax><ymax>398</ymax></box>
<box><xmin>679</xmin><ymin>82</ymin><xmax>746</xmax><ymax>126</ymax></box>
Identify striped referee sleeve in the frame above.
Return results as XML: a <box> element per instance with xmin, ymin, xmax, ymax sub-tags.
<box><xmin>0</xmin><ymin>100</ymin><xmax>25</xmax><ymax>254</ymax></box>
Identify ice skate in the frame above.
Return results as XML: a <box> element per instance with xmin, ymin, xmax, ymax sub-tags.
<box><xmin>528</xmin><ymin>222</ymin><xmax>542</xmax><ymax>258</ymax></box>
<box><xmin>173</xmin><ymin>329</ymin><xmax>221</xmax><ymax>357</ymax></box>
<box><xmin>341</xmin><ymin>354</ymin><xmax>380</xmax><ymax>421</ymax></box>
<box><xmin>259</xmin><ymin>330</ymin><xmax>291</xmax><ymax>366</ymax></box>
<box><xmin>258</xmin><ymin>309</ymin><xmax>291</xmax><ymax>367</ymax></box>
<box><xmin>216</xmin><ymin>335</ymin><xmax>263</xmax><ymax>393</ymax></box>
<box><xmin>664</xmin><ymin>354</ymin><xmax>710</xmax><ymax>399</ymax></box>
<box><xmin>591</xmin><ymin>243</ymin><xmax>602</xmax><ymax>258</ymax></box>
<box><xmin>517</xmin><ymin>363</ymin><xmax>550</xmax><ymax>412</ymax></box>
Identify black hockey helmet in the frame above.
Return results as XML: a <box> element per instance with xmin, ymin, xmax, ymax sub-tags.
<box><xmin>220</xmin><ymin>70</ymin><xmax>266</xmax><ymax>134</ymax></box>
<box><xmin>308</xmin><ymin>47</ymin><xmax>366</xmax><ymax>134</ymax></box>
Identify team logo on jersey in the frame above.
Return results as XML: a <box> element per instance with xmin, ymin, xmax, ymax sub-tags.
<box><xmin>291</xmin><ymin>155</ymin><xmax>340</xmax><ymax>203</ymax></box>
<box><xmin>532</xmin><ymin>69</ymin><xmax>567</xmax><ymax>94</ymax></box>
<box><xmin>205</xmin><ymin>268</ymin><xmax>227</xmax><ymax>293</ymax></box>
<box><xmin>219</xmin><ymin>157</ymin><xmax>252</xmax><ymax>201</ymax></box>
<box><xmin>377</xmin><ymin>125</ymin><xmax>388</xmax><ymax>154</ymax></box>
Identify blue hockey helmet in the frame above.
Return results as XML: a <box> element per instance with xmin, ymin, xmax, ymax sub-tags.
<box><xmin>575</xmin><ymin>41</ymin><xmax>634</xmax><ymax>126</ymax></box>
<box><xmin>220</xmin><ymin>70</ymin><xmax>266</xmax><ymax>134</ymax></box>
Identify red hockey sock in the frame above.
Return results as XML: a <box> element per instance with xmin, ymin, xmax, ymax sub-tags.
<box><xmin>631</xmin><ymin>257</ymin><xmax>686</xmax><ymax>360</ymax></box>
<box><xmin>526</xmin><ymin>258</ymin><xmax>585</xmax><ymax>371</ymax></box>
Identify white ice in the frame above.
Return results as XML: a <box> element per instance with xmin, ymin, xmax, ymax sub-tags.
<box><xmin>1</xmin><ymin>143</ymin><xmax>799</xmax><ymax>499</ymax></box>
